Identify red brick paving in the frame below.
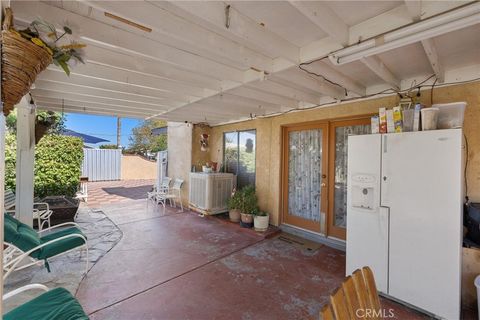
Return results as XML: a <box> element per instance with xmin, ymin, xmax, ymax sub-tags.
<box><xmin>84</xmin><ymin>179</ymin><xmax>155</xmax><ymax>208</ymax></box>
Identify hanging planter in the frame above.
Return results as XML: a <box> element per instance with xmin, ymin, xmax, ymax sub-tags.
<box><xmin>1</xmin><ymin>7</ymin><xmax>85</xmax><ymax>115</ymax></box>
<box><xmin>35</xmin><ymin>111</ymin><xmax>59</xmax><ymax>144</ymax></box>
<box><xmin>1</xmin><ymin>8</ymin><xmax>52</xmax><ymax>115</ymax></box>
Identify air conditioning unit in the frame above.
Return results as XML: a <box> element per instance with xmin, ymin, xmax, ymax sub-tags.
<box><xmin>189</xmin><ymin>173</ymin><xmax>234</xmax><ymax>215</ymax></box>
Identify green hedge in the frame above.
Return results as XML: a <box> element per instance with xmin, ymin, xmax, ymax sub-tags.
<box><xmin>5</xmin><ymin>134</ymin><xmax>84</xmax><ymax>198</ymax></box>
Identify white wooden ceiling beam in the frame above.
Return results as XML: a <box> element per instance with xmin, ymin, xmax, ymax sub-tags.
<box><xmin>32</xmin><ymin>90</ymin><xmax>168</xmax><ymax>113</ymax></box>
<box><xmin>36</xmin><ymin>71</ymin><xmax>193</xmax><ymax>103</ymax></box>
<box><xmin>300</xmin><ymin>62</ymin><xmax>366</xmax><ymax>96</ymax></box>
<box><xmin>45</xmin><ymin>63</ymin><xmax>212</xmax><ymax>99</ymax></box>
<box><xmin>273</xmin><ymin>69</ymin><xmax>346</xmax><ymax>100</ymax></box>
<box><xmin>404</xmin><ymin>1</ymin><xmax>423</xmax><ymax>22</ymax></box>
<box><xmin>160</xmin><ymin>1</ymin><xmax>299</xmax><ymax>64</ymax></box>
<box><xmin>85</xmin><ymin>45</ymin><xmax>222</xmax><ymax>91</ymax></box>
<box><xmin>288</xmin><ymin>1</ymin><xmax>349</xmax><ymax>46</ymax></box>
<box><xmin>421</xmin><ymin>39</ymin><xmax>444</xmax><ymax>83</ymax></box>
<box><xmin>228</xmin><ymin>86</ymin><xmax>299</xmax><ymax>109</ymax></box>
<box><xmin>12</xmin><ymin>1</ymin><xmax>244</xmax><ymax>83</ymax></box>
<box><xmin>33</xmin><ymin>81</ymin><xmax>181</xmax><ymax>108</ymax></box>
<box><xmin>36</xmin><ymin>101</ymin><xmax>151</xmax><ymax>118</ymax></box>
<box><xmin>82</xmin><ymin>1</ymin><xmax>273</xmax><ymax>72</ymax></box>
<box><xmin>34</xmin><ymin>98</ymin><xmax>163</xmax><ymax>118</ymax></box>
<box><xmin>247</xmin><ymin>80</ymin><xmax>321</xmax><ymax>105</ymax></box>
<box><xmin>31</xmin><ymin>88</ymin><xmax>173</xmax><ymax>111</ymax></box>
<box><xmin>361</xmin><ymin>56</ymin><xmax>400</xmax><ymax>89</ymax></box>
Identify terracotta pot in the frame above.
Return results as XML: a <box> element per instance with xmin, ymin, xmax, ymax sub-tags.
<box><xmin>240</xmin><ymin>212</ymin><xmax>253</xmax><ymax>228</ymax></box>
<box><xmin>254</xmin><ymin>214</ymin><xmax>269</xmax><ymax>232</ymax></box>
<box><xmin>229</xmin><ymin>209</ymin><xmax>241</xmax><ymax>223</ymax></box>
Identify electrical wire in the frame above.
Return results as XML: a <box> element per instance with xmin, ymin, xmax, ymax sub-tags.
<box><xmin>464</xmin><ymin>133</ymin><xmax>469</xmax><ymax>200</ymax></box>
<box><xmin>430</xmin><ymin>78</ymin><xmax>438</xmax><ymax>105</ymax></box>
<box><xmin>255</xmin><ymin>76</ymin><xmax>480</xmax><ymax>120</ymax></box>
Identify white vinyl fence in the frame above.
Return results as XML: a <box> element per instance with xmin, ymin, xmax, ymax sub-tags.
<box><xmin>81</xmin><ymin>149</ymin><xmax>122</xmax><ymax>181</ymax></box>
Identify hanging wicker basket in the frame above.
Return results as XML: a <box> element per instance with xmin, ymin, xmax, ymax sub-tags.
<box><xmin>1</xmin><ymin>8</ymin><xmax>52</xmax><ymax>115</ymax></box>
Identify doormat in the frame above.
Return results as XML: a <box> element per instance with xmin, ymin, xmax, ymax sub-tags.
<box><xmin>277</xmin><ymin>233</ymin><xmax>323</xmax><ymax>251</ymax></box>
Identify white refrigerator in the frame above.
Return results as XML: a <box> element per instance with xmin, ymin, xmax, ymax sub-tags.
<box><xmin>346</xmin><ymin>129</ymin><xmax>463</xmax><ymax>320</ymax></box>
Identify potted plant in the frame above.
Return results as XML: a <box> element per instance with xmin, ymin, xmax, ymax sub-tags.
<box><xmin>254</xmin><ymin>211</ymin><xmax>269</xmax><ymax>232</ymax></box>
<box><xmin>239</xmin><ymin>185</ymin><xmax>257</xmax><ymax>228</ymax></box>
<box><xmin>227</xmin><ymin>189</ymin><xmax>241</xmax><ymax>223</ymax></box>
<box><xmin>35</xmin><ymin>111</ymin><xmax>59</xmax><ymax>143</ymax></box>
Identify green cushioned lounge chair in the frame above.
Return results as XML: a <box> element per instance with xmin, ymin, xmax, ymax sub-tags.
<box><xmin>3</xmin><ymin>214</ymin><xmax>88</xmax><ymax>280</ymax></box>
<box><xmin>3</xmin><ymin>284</ymin><xmax>89</xmax><ymax>320</ymax></box>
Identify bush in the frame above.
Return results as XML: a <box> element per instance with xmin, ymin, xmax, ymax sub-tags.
<box><xmin>99</xmin><ymin>144</ymin><xmax>119</xmax><ymax>149</ymax></box>
<box><xmin>5</xmin><ymin>134</ymin><xmax>84</xmax><ymax>198</ymax></box>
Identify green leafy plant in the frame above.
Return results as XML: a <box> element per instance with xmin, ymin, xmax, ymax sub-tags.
<box><xmin>227</xmin><ymin>189</ymin><xmax>242</xmax><ymax>210</ymax></box>
<box><xmin>99</xmin><ymin>144</ymin><xmax>119</xmax><ymax>149</ymax></box>
<box><xmin>5</xmin><ymin>133</ymin><xmax>84</xmax><ymax>198</ymax></box>
<box><xmin>239</xmin><ymin>185</ymin><xmax>258</xmax><ymax>214</ymax></box>
<box><xmin>255</xmin><ymin>211</ymin><xmax>268</xmax><ymax>217</ymax></box>
<box><xmin>13</xmin><ymin>18</ymin><xmax>86</xmax><ymax>75</ymax></box>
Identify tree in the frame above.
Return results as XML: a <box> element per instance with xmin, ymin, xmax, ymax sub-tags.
<box><xmin>128</xmin><ymin>119</ymin><xmax>167</xmax><ymax>154</ymax></box>
<box><xmin>99</xmin><ymin>144</ymin><xmax>119</xmax><ymax>149</ymax></box>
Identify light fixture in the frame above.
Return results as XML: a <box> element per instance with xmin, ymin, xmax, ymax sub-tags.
<box><xmin>329</xmin><ymin>2</ymin><xmax>480</xmax><ymax>65</ymax></box>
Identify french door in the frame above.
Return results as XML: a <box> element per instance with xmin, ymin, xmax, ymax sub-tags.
<box><xmin>327</xmin><ymin>118</ymin><xmax>371</xmax><ymax>239</ymax></box>
<box><xmin>282</xmin><ymin>118</ymin><xmax>371</xmax><ymax>239</ymax></box>
<box><xmin>282</xmin><ymin>123</ymin><xmax>329</xmax><ymax>234</ymax></box>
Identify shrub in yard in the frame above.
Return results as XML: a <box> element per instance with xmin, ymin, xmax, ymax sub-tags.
<box><xmin>5</xmin><ymin>133</ymin><xmax>84</xmax><ymax>198</ymax></box>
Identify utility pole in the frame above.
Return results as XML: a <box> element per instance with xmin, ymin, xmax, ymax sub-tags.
<box><xmin>116</xmin><ymin>116</ymin><xmax>121</xmax><ymax>148</ymax></box>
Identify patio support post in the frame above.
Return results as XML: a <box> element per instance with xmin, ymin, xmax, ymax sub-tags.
<box><xmin>15</xmin><ymin>96</ymin><xmax>36</xmax><ymax>227</ymax></box>
<box><xmin>0</xmin><ymin>113</ymin><xmax>6</xmax><ymax>312</ymax></box>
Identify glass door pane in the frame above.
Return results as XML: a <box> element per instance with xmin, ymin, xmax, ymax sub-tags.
<box><xmin>328</xmin><ymin>119</ymin><xmax>371</xmax><ymax>239</ymax></box>
<box><xmin>284</xmin><ymin>124</ymin><xmax>328</xmax><ymax>233</ymax></box>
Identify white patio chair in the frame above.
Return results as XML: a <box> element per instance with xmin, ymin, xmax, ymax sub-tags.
<box><xmin>4</xmin><ymin>189</ymin><xmax>52</xmax><ymax>231</ymax></box>
<box><xmin>75</xmin><ymin>178</ymin><xmax>88</xmax><ymax>203</ymax></box>
<box><xmin>3</xmin><ymin>214</ymin><xmax>89</xmax><ymax>280</ymax></box>
<box><xmin>165</xmin><ymin>179</ymin><xmax>184</xmax><ymax>212</ymax></box>
<box><xmin>148</xmin><ymin>177</ymin><xmax>172</xmax><ymax>208</ymax></box>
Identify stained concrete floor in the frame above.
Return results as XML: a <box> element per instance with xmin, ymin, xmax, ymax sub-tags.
<box><xmin>76</xmin><ymin>199</ymin><xmax>428</xmax><ymax>320</ymax></box>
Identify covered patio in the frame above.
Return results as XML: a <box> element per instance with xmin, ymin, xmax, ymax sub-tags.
<box><xmin>1</xmin><ymin>0</ymin><xmax>480</xmax><ymax>319</ymax></box>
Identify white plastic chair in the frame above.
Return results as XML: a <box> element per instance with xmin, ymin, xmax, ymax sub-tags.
<box><xmin>75</xmin><ymin>179</ymin><xmax>88</xmax><ymax>203</ymax></box>
<box><xmin>165</xmin><ymin>179</ymin><xmax>184</xmax><ymax>212</ymax></box>
<box><xmin>148</xmin><ymin>177</ymin><xmax>172</xmax><ymax>208</ymax></box>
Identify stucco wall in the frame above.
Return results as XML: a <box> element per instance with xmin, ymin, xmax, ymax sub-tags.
<box><xmin>167</xmin><ymin>122</ymin><xmax>193</xmax><ymax>205</ymax></box>
<box><xmin>197</xmin><ymin>82</ymin><xmax>480</xmax><ymax>226</ymax></box>
<box><xmin>121</xmin><ymin>155</ymin><xmax>157</xmax><ymax>180</ymax></box>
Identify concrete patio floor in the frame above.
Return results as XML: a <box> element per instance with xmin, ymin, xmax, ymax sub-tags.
<box><xmin>76</xmin><ymin>198</ymin><xmax>428</xmax><ymax>320</ymax></box>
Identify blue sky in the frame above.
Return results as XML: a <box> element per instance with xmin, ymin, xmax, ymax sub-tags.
<box><xmin>64</xmin><ymin>113</ymin><xmax>142</xmax><ymax>147</ymax></box>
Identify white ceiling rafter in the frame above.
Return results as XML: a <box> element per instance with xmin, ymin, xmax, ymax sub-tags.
<box><xmin>33</xmin><ymin>81</ymin><xmax>181</xmax><ymax>108</ymax></box>
<box><xmin>360</xmin><ymin>57</ymin><xmax>401</xmax><ymax>89</ymax></box>
<box><xmin>40</xmin><ymin>68</ymin><xmax>202</xmax><ymax>102</ymax></box>
<box><xmin>13</xmin><ymin>1</ymin><xmax>245</xmax><ymax>83</ymax></box>
<box><xmin>288</xmin><ymin>1</ymin><xmax>349</xmax><ymax>46</ymax></box>
<box><xmin>159</xmin><ymin>1</ymin><xmax>300</xmax><ymax>63</ymax></box>
<box><xmin>421</xmin><ymin>39</ymin><xmax>445</xmax><ymax>83</ymax></box>
<box><xmin>31</xmin><ymin>90</ymin><xmax>170</xmax><ymax>112</ymax></box>
<box><xmin>85</xmin><ymin>45</ymin><xmax>223</xmax><ymax>91</ymax></box>
<box><xmin>81</xmin><ymin>1</ymin><xmax>274</xmax><ymax>72</ymax></box>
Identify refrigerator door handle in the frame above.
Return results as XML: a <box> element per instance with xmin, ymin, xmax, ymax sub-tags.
<box><xmin>383</xmin><ymin>135</ymin><xmax>388</xmax><ymax>153</ymax></box>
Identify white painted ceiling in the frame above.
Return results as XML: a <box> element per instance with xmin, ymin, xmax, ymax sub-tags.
<box><xmin>8</xmin><ymin>0</ymin><xmax>479</xmax><ymax>124</ymax></box>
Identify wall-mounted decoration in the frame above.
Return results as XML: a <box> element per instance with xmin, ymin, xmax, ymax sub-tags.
<box><xmin>200</xmin><ymin>133</ymin><xmax>209</xmax><ymax>152</ymax></box>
